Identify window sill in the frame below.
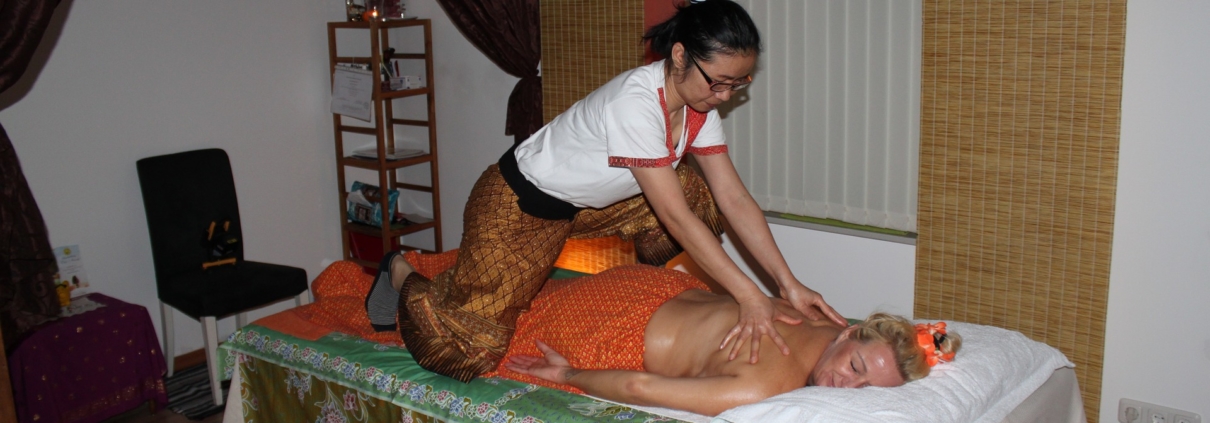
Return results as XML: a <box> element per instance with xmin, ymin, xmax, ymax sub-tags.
<box><xmin>764</xmin><ymin>212</ymin><xmax>917</xmax><ymax>246</ymax></box>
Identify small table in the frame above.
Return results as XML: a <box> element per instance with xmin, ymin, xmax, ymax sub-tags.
<box><xmin>8</xmin><ymin>293</ymin><xmax>168</xmax><ymax>423</ymax></box>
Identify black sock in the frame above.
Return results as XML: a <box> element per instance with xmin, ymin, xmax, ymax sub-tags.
<box><xmin>366</xmin><ymin>253</ymin><xmax>402</xmax><ymax>331</ymax></box>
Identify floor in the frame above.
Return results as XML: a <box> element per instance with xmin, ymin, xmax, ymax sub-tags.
<box><xmin>103</xmin><ymin>402</ymin><xmax>224</xmax><ymax>423</ymax></box>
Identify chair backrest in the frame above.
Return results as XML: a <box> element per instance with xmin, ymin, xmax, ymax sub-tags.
<box><xmin>136</xmin><ymin>148</ymin><xmax>244</xmax><ymax>284</ymax></box>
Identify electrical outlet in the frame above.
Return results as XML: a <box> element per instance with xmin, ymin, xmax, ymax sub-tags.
<box><xmin>1123</xmin><ymin>400</ymin><xmax>1142</xmax><ymax>422</ymax></box>
<box><xmin>1120</xmin><ymin>399</ymin><xmax>1201</xmax><ymax>423</ymax></box>
<box><xmin>1125</xmin><ymin>406</ymin><xmax>1142</xmax><ymax>423</ymax></box>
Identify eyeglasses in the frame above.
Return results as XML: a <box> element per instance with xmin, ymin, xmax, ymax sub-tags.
<box><xmin>689</xmin><ymin>56</ymin><xmax>753</xmax><ymax>92</ymax></box>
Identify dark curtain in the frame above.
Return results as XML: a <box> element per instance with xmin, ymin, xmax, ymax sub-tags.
<box><xmin>1</xmin><ymin>0</ymin><xmax>65</xmax><ymax>350</ymax></box>
<box><xmin>434</xmin><ymin>0</ymin><xmax>541</xmax><ymax>145</ymax></box>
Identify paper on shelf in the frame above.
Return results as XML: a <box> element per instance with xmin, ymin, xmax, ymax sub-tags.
<box><xmin>331</xmin><ymin>66</ymin><xmax>373</xmax><ymax>121</ymax></box>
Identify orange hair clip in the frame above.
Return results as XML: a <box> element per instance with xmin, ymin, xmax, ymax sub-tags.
<box><xmin>915</xmin><ymin>322</ymin><xmax>955</xmax><ymax>367</ymax></box>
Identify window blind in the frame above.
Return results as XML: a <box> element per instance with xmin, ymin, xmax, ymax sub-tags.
<box><xmin>726</xmin><ymin>0</ymin><xmax>922</xmax><ymax>232</ymax></box>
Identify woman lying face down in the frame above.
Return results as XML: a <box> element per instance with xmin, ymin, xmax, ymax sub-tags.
<box><xmin>492</xmin><ymin>265</ymin><xmax>961</xmax><ymax>416</ymax></box>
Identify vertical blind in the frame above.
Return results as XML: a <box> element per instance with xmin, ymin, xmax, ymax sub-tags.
<box><xmin>726</xmin><ymin>0</ymin><xmax>922</xmax><ymax>232</ymax></box>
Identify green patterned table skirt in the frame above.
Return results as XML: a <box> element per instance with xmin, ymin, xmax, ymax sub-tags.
<box><xmin>219</xmin><ymin>325</ymin><xmax>686</xmax><ymax>423</ymax></box>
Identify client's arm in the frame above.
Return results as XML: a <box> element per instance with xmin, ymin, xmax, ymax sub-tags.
<box><xmin>506</xmin><ymin>340</ymin><xmax>775</xmax><ymax>416</ymax></box>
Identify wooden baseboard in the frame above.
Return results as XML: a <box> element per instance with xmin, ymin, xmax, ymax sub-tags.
<box><xmin>174</xmin><ymin>348</ymin><xmax>208</xmax><ymax>370</ymax></box>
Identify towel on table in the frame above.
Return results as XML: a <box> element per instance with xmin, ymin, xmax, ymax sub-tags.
<box><xmin>711</xmin><ymin>321</ymin><xmax>1074</xmax><ymax>423</ymax></box>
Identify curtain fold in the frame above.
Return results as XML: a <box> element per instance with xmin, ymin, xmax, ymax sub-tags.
<box><xmin>434</xmin><ymin>0</ymin><xmax>541</xmax><ymax>145</ymax></box>
<box><xmin>1</xmin><ymin>0</ymin><xmax>65</xmax><ymax>350</ymax></box>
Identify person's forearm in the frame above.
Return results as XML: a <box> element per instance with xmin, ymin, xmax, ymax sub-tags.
<box><xmin>562</xmin><ymin>367</ymin><xmax>748</xmax><ymax>416</ymax></box>
<box><xmin>564</xmin><ymin>368</ymin><xmax>656</xmax><ymax>405</ymax></box>
<box><xmin>630</xmin><ymin>165</ymin><xmax>767</xmax><ymax>301</ymax></box>
<box><xmin>661</xmin><ymin>208</ymin><xmax>768</xmax><ymax>301</ymax></box>
<box><xmin>715</xmin><ymin>192</ymin><xmax>797</xmax><ymax>291</ymax></box>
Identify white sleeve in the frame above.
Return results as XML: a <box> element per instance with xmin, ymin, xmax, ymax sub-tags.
<box><xmin>603</xmin><ymin>93</ymin><xmax>673</xmax><ymax>166</ymax></box>
<box><xmin>689</xmin><ymin>110</ymin><xmax>727</xmax><ymax>151</ymax></box>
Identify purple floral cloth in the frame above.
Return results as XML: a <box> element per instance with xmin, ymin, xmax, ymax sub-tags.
<box><xmin>8</xmin><ymin>293</ymin><xmax>168</xmax><ymax>423</ymax></box>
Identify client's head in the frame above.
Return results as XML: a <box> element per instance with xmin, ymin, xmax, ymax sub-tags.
<box><xmin>808</xmin><ymin>313</ymin><xmax>962</xmax><ymax>388</ymax></box>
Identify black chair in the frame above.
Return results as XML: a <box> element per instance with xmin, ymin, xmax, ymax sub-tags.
<box><xmin>136</xmin><ymin>148</ymin><xmax>310</xmax><ymax>405</ymax></box>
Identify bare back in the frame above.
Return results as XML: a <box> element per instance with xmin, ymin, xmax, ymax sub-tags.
<box><xmin>643</xmin><ymin>289</ymin><xmax>844</xmax><ymax>395</ymax></box>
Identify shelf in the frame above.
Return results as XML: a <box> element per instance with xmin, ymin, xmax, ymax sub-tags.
<box><xmin>329</xmin><ymin>19</ymin><xmax>428</xmax><ymax>30</ymax></box>
<box><xmin>329</xmin><ymin>19</ymin><xmax>442</xmax><ymax>263</ymax></box>
<box><xmin>340</xmin><ymin>154</ymin><xmax>433</xmax><ymax>170</ymax></box>
<box><xmin>333</xmin><ymin>122</ymin><xmax>429</xmax><ymax>135</ymax></box>
<box><xmin>347</xmin><ymin>244</ymin><xmax>436</xmax><ymax>270</ymax></box>
<box><xmin>395</xmin><ymin>182</ymin><xmax>433</xmax><ymax>193</ymax></box>
<box><xmin>378</xmin><ymin>87</ymin><xmax>430</xmax><ymax>100</ymax></box>
<box><xmin>335</xmin><ymin>125</ymin><xmax>376</xmax><ymax>135</ymax></box>
<box><xmin>344</xmin><ymin>220</ymin><xmax>437</xmax><ymax>238</ymax></box>
<box><xmin>333</xmin><ymin>54</ymin><xmax>425</xmax><ymax>63</ymax></box>
<box><xmin>392</xmin><ymin>118</ymin><xmax>431</xmax><ymax>127</ymax></box>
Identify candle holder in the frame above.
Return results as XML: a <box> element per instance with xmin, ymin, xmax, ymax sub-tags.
<box><xmin>346</xmin><ymin>0</ymin><xmax>366</xmax><ymax>21</ymax></box>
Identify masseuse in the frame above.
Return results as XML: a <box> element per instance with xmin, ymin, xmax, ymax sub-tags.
<box><xmin>365</xmin><ymin>0</ymin><xmax>847</xmax><ymax>382</ymax></box>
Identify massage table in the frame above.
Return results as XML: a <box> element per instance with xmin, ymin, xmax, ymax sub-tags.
<box><xmin>216</xmin><ymin>268</ymin><xmax>1084</xmax><ymax>423</ymax></box>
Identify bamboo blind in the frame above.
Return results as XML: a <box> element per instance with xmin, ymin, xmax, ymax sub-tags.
<box><xmin>539</xmin><ymin>0</ymin><xmax>646</xmax><ymax>122</ymax></box>
<box><xmin>916</xmin><ymin>2</ymin><xmax>1125</xmax><ymax>422</ymax></box>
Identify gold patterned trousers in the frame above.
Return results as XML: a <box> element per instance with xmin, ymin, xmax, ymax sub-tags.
<box><xmin>398</xmin><ymin>163</ymin><xmax>722</xmax><ymax>382</ymax></box>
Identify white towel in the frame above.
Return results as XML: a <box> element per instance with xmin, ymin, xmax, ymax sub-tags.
<box><xmin>710</xmin><ymin>321</ymin><xmax>1074</xmax><ymax>423</ymax></box>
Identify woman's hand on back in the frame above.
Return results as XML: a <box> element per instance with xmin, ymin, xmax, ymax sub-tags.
<box><xmin>781</xmin><ymin>282</ymin><xmax>848</xmax><ymax>327</ymax></box>
<box><xmin>720</xmin><ymin>295</ymin><xmax>803</xmax><ymax>363</ymax></box>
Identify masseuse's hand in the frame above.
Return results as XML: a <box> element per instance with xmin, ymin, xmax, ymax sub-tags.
<box><xmin>505</xmin><ymin>340</ymin><xmax>576</xmax><ymax>384</ymax></box>
<box><xmin>782</xmin><ymin>282</ymin><xmax>848</xmax><ymax>327</ymax></box>
<box><xmin>721</xmin><ymin>295</ymin><xmax>802</xmax><ymax>364</ymax></box>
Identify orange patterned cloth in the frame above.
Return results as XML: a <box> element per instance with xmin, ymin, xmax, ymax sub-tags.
<box><xmin>483</xmin><ymin>264</ymin><xmax>708</xmax><ymax>394</ymax></box>
<box><xmin>294</xmin><ymin>254</ymin><xmax>706</xmax><ymax>394</ymax></box>
<box><xmin>292</xmin><ymin>251</ymin><xmax>459</xmax><ymax>345</ymax></box>
<box><xmin>553</xmin><ymin>236</ymin><xmax>637</xmax><ymax>275</ymax></box>
<box><xmin>293</xmin><ymin>260</ymin><xmax>400</xmax><ymax>345</ymax></box>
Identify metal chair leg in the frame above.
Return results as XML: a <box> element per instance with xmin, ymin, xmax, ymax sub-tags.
<box><xmin>296</xmin><ymin>289</ymin><xmax>312</xmax><ymax>306</ymax></box>
<box><xmin>160</xmin><ymin>302</ymin><xmax>175</xmax><ymax>377</ymax></box>
<box><xmin>201</xmin><ymin>316</ymin><xmax>224</xmax><ymax>406</ymax></box>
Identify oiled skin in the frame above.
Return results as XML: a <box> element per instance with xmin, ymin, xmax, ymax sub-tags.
<box><xmin>642</xmin><ymin>289</ymin><xmax>845</xmax><ymax>392</ymax></box>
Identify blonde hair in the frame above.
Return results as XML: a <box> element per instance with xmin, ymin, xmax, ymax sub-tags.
<box><xmin>850</xmin><ymin>313</ymin><xmax>963</xmax><ymax>382</ymax></box>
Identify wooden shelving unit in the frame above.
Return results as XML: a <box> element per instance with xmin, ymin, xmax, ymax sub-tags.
<box><xmin>327</xmin><ymin>19</ymin><xmax>441</xmax><ymax>268</ymax></box>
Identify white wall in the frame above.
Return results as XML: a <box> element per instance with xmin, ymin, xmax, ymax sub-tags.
<box><xmin>721</xmin><ymin>228</ymin><xmax>915</xmax><ymax>318</ymax></box>
<box><xmin>0</xmin><ymin>0</ymin><xmax>513</xmax><ymax>356</ymax></box>
<box><xmin>1101</xmin><ymin>1</ymin><xmax>1210</xmax><ymax>420</ymax></box>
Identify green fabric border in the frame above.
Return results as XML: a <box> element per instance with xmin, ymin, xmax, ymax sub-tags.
<box><xmin>219</xmin><ymin>324</ymin><xmax>686</xmax><ymax>423</ymax></box>
<box><xmin>548</xmin><ymin>267</ymin><xmax>590</xmax><ymax>280</ymax></box>
<box><xmin>775</xmin><ymin>213</ymin><xmax>916</xmax><ymax>238</ymax></box>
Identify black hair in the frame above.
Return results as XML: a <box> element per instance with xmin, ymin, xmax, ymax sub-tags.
<box><xmin>642</xmin><ymin>0</ymin><xmax>762</xmax><ymax>64</ymax></box>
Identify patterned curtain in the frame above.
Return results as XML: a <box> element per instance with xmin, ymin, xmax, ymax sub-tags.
<box><xmin>433</xmin><ymin>0</ymin><xmax>541</xmax><ymax>145</ymax></box>
<box><xmin>1</xmin><ymin>0</ymin><xmax>65</xmax><ymax>350</ymax></box>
